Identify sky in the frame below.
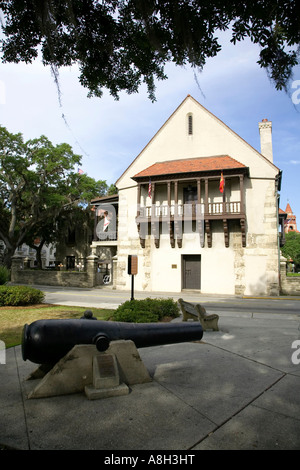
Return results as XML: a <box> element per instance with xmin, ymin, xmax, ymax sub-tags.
<box><xmin>1</xmin><ymin>28</ymin><xmax>300</xmax><ymax>223</ymax></box>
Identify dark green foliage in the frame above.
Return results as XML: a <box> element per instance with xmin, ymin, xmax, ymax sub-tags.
<box><xmin>0</xmin><ymin>285</ymin><xmax>45</xmax><ymax>306</ymax></box>
<box><xmin>112</xmin><ymin>297</ymin><xmax>180</xmax><ymax>323</ymax></box>
<box><xmin>0</xmin><ymin>125</ymin><xmax>108</xmax><ymax>268</ymax></box>
<box><xmin>0</xmin><ymin>1</ymin><xmax>299</xmax><ymax>99</ymax></box>
<box><xmin>282</xmin><ymin>231</ymin><xmax>300</xmax><ymax>271</ymax></box>
<box><xmin>0</xmin><ymin>266</ymin><xmax>10</xmax><ymax>285</ymax></box>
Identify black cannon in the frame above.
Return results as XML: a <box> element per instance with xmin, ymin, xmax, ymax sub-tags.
<box><xmin>22</xmin><ymin>318</ymin><xmax>203</xmax><ymax>365</ymax></box>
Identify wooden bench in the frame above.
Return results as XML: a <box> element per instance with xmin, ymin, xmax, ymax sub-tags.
<box><xmin>178</xmin><ymin>298</ymin><xmax>219</xmax><ymax>331</ymax></box>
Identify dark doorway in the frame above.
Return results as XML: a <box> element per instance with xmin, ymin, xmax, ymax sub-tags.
<box><xmin>182</xmin><ymin>255</ymin><xmax>201</xmax><ymax>290</ymax></box>
<box><xmin>183</xmin><ymin>186</ymin><xmax>197</xmax><ymax>203</ymax></box>
<box><xmin>66</xmin><ymin>256</ymin><xmax>75</xmax><ymax>270</ymax></box>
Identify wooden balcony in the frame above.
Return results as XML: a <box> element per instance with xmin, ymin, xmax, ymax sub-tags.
<box><xmin>138</xmin><ymin>201</ymin><xmax>244</xmax><ymax>220</ymax></box>
<box><xmin>133</xmin><ymin>160</ymin><xmax>249</xmax><ymax>248</ymax></box>
<box><xmin>136</xmin><ymin>201</ymin><xmax>246</xmax><ymax>248</ymax></box>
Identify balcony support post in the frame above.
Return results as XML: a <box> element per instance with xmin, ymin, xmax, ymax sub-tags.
<box><xmin>223</xmin><ymin>219</ymin><xmax>229</xmax><ymax>247</ymax></box>
<box><xmin>174</xmin><ymin>180</ymin><xmax>182</xmax><ymax>248</ymax></box>
<box><xmin>167</xmin><ymin>181</ymin><xmax>175</xmax><ymax>247</ymax></box>
<box><xmin>136</xmin><ymin>183</ymin><xmax>141</xmax><ymax>217</ymax></box>
<box><xmin>240</xmin><ymin>175</ymin><xmax>245</xmax><ymax>214</ymax></box>
<box><xmin>150</xmin><ymin>182</ymin><xmax>159</xmax><ymax>248</ymax></box>
<box><xmin>205</xmin><ymin>178</ymin><xmax>209</xmax><ymax>216</ymax></box>
<box><xmin>205</xmin><ymin>219</ymin><xmax>212</xmax><ymax>248</ymax></box>
<box><xmin>136</xmin><ymin>183</ymin><xmax>145</xmax><ymax>248</ymax></box>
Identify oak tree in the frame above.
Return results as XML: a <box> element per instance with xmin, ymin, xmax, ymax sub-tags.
<box><xmin>0</xmin><ymin>0</ymin><xmax>299</xmax><ymax>100</ymax></box>
<box><xmin>0</xmin><ymin>125</ymin><xmax>107</xmax><ymax>267</ymax></box>
<box><xmin>282</xmin><ymin>231</ymin><xmax>300</xmax><ymax>271</ymax></box>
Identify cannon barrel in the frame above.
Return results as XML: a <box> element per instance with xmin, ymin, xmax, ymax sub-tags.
<box><xmin>22</xmin><ymin>319</ymin><xmax>203</xmax><ymax>364</ymax></box>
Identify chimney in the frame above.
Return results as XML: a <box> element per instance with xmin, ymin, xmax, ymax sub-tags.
<box><xmin>258</xmin><ymin>119</ymin><xmax>273</xmax><ymax>162</ymax></box>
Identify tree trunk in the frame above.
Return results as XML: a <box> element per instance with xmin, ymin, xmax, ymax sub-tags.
<box><xmin>3</xmin><ymin>245</ymin><xmax>16</xmax><ymax>269</ymax></box>
<box><xmin>35</xmin><ymin>244</ymin><xmax>43</xmax><ymax>269</ymax></box>
<box><xmin>31</xmin><ymin>239</ymin><xmax>45</xmax><ymax>269</ymax></box>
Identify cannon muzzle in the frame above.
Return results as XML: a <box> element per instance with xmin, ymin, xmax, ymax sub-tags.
<box><xmin>22</xmin><ymin>319</ymin><xmax>203</xmax><ymax>364</ymax></box>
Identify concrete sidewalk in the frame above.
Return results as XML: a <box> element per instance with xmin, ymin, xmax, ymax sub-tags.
<box><xmin>1</xmin><ymin>310</ymin><xmax>300</xmax><ymax>450</ymax></box>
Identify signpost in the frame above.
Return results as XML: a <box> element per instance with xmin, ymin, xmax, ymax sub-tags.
<box><xmin>128</xmin><ymin>255</ymin><xmax>138</xmax><ymax>301</ymax></box>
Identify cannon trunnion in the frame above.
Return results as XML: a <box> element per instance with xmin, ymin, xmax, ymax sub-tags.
<box><xmin>22</xmin><ymin>319</ymin><xmax>203</xmax><ymax>365</ymax></box>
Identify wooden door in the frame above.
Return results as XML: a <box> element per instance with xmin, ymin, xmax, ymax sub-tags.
<box><xmin>182</xmin><ymin>255</ymin><xmax>201</xmax><ymax>289</ymax></box>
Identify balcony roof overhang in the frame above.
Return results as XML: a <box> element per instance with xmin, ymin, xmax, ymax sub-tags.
<box><xmin>91</xmin><ymin>194</ymin><xmax>119</xmax><ymax>205</ymax></box>
<box><xmin>132</xmin><ymin>155</ymin><xmax>249</xmax><ymax>183</ymax></box>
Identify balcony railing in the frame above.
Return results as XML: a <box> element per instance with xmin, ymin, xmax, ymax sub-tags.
<box><xmin>138</xmin><ymin>201</ymin><xmax>243</xmax><ymax>219</ymax></box>
<box><xmin>94</xmin><ymin>231</ymin><xmax>118</xmax><ymax>241</ymax></box>
<box><xmin>209</xmin><ymin>201</ymin><xmax>241</xmax><ymax>214</ymax></box>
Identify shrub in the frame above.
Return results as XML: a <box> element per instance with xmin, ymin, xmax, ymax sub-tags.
<box><xmin>112</xmin><ymin>297</ymin><xmax>180</xmax><ymax>323</ymax></box>
<box><xmin>0</xmin><ymin>266</ymin><xmax>10</xmax><ymax>285</ymax></box>
<box><xmin>0</xmin><ymin>285</ymin><xmax>45</xmax><ymax>306</ymax></box>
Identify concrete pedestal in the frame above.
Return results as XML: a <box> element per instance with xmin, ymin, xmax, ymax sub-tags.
<box><xmin>85</xmin><ymin>353</ymin><xmax>129</xmax><ymax>400</ymax></box>
<box><xmin>27</xmin><ymin>340</ymin><xmax>151</xmax><ymax>400</ymax></box>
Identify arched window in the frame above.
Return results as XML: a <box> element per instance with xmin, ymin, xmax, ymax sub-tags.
<box><xmin>187</xmin><ymin>114</ymin><xmax>193</xmax><ymax>135</ymax></box>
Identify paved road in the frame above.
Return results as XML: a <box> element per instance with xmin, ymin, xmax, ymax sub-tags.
<box><xmin>39</xmin><ymin>285</ymin><xmax>300</xmax><ymax>316</ymax></box>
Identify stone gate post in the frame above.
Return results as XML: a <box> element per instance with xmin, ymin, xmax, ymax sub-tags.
<box><xmin>10</xmin><ymin>254</ymin><xmax>24</xmax><ymax>283</ymax></box>
<box><xmin>86</xmin><ymin>254</ymin><xmax>98</xmax><ymax>287</ymax></box>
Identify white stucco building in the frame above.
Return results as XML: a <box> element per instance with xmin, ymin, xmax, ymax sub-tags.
<box><xmin>93</xmin><ymin>95</ymin><xmax>283</xmax><ymax>296</ymax></box>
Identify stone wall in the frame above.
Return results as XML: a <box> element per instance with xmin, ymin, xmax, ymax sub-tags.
<box><xmin>280</xmin><ymin>256</ymin><xmax>300</xmax><ymax>296</ymax></box>
<box><xmin>10</xmin><ymin>254</ymin><xmax>98</xmax><ymax>288</ymax></box>
<box><xmin>11</xmin><ymin>269</ymin><xmax>89</xmax><ymax>288</ymax></box>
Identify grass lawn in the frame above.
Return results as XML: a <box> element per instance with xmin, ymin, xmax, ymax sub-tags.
<box><xmin>0</xmin><ymin>304</ymin><xmax>115</xmax><ymax>348</ymax></box>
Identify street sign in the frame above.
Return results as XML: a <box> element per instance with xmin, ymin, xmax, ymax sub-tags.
<box><xmin>128</xmin><ymin>255</ymin><xmax>138</xmax><ymax>300</ymax></box>
<box><xmin>128</xmin><ymin>255</ymin><xmax>138</xmax><ymax>275</ymax></box>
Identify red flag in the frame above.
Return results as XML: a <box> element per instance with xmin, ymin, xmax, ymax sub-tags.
<box><xmin>148</xmin><ymin>179</ymin><xmax>152</xmax><ymax>198</ymax></box>
<box><xmin>219</xmin><ymin>172</ymin><xmax>224</xmax><ymax>193</ymax></box>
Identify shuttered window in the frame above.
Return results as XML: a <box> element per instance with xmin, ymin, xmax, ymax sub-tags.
<box><xmin>188</xmin><ymin>114</ymin><xmax>193</xmax><ymax>135</ymax></box>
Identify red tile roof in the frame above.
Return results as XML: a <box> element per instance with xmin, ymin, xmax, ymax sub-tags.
<box><xmin>133</xmin><ymin>155</ymin><xmax>247</xmax><ymax>179</ymax></box>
